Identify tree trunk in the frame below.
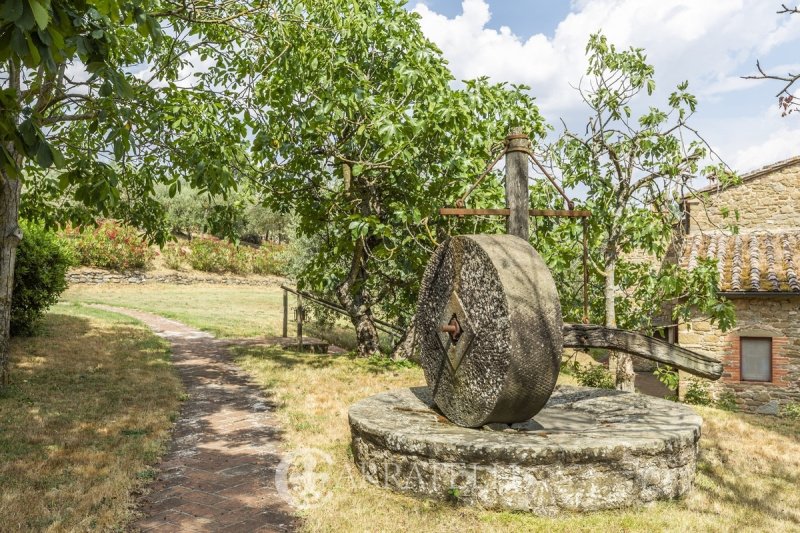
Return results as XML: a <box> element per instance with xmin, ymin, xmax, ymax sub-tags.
<box><xmin>604</xmin><ymin>251</ymin><xmax>635</xmax><ymax>391</ymax></box>
<box><xmin>336</xmin><ymin>161</ymin><xmax>381</xmax><ymax>357</ymax></box>
<box><xmin>391</xmin><ymin>321</ymin><xmax>419</xmax><ymax>362</ymax></box>
<box><xmin>0</xmin><ymin>178</ymin><xmax>22</xmax><ymax>388</ymax></box>
<box><xmin>336</xmin><ymin>236</ymin><xmax>381</xmax><ymax>358</ymax></box>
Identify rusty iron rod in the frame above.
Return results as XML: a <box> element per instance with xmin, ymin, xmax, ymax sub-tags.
<box><xmin>439</xmin><ymin>207</ymin><xmax>591</xmax><ymax>218</ymax></box>
<box><xmin>528</xmin><ymin>153</ymin><xmax>575</xmax><ymax>210</ymax></box>
<box><xmin>456</xmin><ymin>148</ymin><xmax>507</xmax><ymax>208</ymax></box>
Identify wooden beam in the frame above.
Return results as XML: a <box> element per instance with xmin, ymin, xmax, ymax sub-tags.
<box><xmin>439</xmin><ymin>208</ymin><xmax>591</xmax><ymax>218</ymax></box>
<box><xmin>505</xmin><ymin>128</ymin><xmax>530</xmax><ymax>239</ymax></box>
<box><xmin>563</xmin><ymin>324</ymin><xmax>723</xmax><ymax>380</ymax></box>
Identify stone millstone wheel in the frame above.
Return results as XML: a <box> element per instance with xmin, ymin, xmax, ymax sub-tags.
<box><xmin>416</xmin><ymin>234</ymin><xmax>563</xmax><ymax>428</ymax></box>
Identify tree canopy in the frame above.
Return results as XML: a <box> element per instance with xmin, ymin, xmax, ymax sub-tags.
<box><xmin>239</xmin><ymin>0</ymin><xmax>546</xmax><ymax>355</ymax></box>
<box><xmin>549</xmin><ymin>33</ymin><xmax>738</xmax><ymax>389</ymax></box>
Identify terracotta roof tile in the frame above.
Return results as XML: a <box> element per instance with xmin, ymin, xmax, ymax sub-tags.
<box><xmin>681</xmin><ymin>230</ymin><xmax>800</xmax><ymax>293</ymax></box>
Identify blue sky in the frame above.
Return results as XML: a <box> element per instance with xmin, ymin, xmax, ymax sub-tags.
<box><xmin>411</xmin><ymin>0</ymin><xmax>571</xmax><ymax>39</ymax></box>
<box><xmin>409</xmin><ymin>0</ymin><xmax>800</xmax><ymax>173</ymax></box>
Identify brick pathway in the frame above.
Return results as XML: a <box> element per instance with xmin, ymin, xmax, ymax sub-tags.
<box><xmin>92</xmin><ymin>305</ymin><xmax>298</xmax><ymax>532</ymax></box>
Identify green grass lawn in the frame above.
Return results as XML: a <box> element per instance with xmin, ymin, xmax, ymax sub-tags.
<box><xmin>59</xmin><ymin>283</ymin><xmax>800</xmax><ymax>532</ymax></box>
<box><xmin>0</xmin><ymin>303</ymin><xmax>183</xmax><ymax>531</ymax></box>
<box><xmin>63</xmin><ymin>283</ymin><xmax>394</xmax><ymax>351</ymax></box>
<box><xmin>63</xmin><ymin>283</ymin><xmax>286</xmax><ymax>338</ymax></box>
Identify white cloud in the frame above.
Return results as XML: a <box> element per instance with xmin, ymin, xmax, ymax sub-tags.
<box><xmin>722</xmin><ymin>104</ymin><xmax>800</xmax><ymax>171</ymax></box>
<box><xmin>413</xmin><ymin>0</ymin><xmax>800</xmax><ymax>169</ymax></box>
<box><xmin>415</xmin><ymin>0</ymin><xmax>800</xmax><ymax>110</ymax></box>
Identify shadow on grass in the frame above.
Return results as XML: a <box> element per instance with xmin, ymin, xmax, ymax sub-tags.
<box><xmin>232</xmin><ymin>345</ymin><xmax>340</xmax><ymax>370</ymax></box>
<box><xmin>0</xmin><ymin>311</ymin><xmax>182</xmax><ymax>530</ymax></box>
<box><xmin>232</xmin><ymin>344</ymin><xmax>419</xmax><ymax>376</ymax></box>
<box><xmin>694</xmin><ymin>416</ymin><xmax>800</xmax><ymax>528</ymax></box>
<box><xmin>736</xmin><ymin>411</ymin><xmax>800</xmax><ymax>444</ymax></box>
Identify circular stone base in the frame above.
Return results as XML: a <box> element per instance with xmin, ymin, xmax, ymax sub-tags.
<box><xmin>348</xmin><ymin>386</ymin><xmax>702</xmax><ymax>515</ymax></box>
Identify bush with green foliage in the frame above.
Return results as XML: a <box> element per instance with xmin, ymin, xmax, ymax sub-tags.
<box><xmin>781</xmin><ymin>402</ymin><xmax>800</xmax><ymax>420</ymax></box>
<box><xmin>12</xmin><ymin>223</ymin><xmax>74</xmax><ymax>337</ymax></box>
<box><xmin>251</xmin><ymin>243</ymin><xmax>288</xmax><ymax>276</ymax></box>
<box><xmin>654</xmin><ymin>365</ymin><xmax>679</xmax><ymax>391</ymax></box>
<box><xmin>67</xmin><ymin>221</ymin><xmax>155</xmax><ymax>271</ymax></box>
<box><xmin>683</xmin><ymin>379</ymin><xmax>713</xmax><ymax>406</ymax></box>
<box><xmin>162</xmin><ymin>238</ymin><xmax>288</xmax><ymax>276</ymax></box>
<box><xmin>566</xmin><ymin>361</ymin><xmax>616</xmax><ymax>389</ymax></box>
<box><xmin>162</xmin><ymin>244</ymin><xmax>189</xmax><ymax>270</ymax></box>
<box><xmin>186</xmin><ymin>238</ymin><xmax>250</xmax><ymax>274</ymax></box>
<box><xmin>715</xmin><ymin>390</ymin><xmax>739</xmax><ymax>412</ymax></box>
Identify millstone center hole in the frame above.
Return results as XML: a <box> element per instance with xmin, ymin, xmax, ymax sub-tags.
<box><xmin>441</xmin><ymin>314</ymin><xmax>463</xmax><ymax>344</ymax></box>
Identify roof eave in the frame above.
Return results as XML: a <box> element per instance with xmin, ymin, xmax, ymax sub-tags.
<box><xmin>718</xmin><ymin>291</ymin><xmax>800</xmax><ymax>299</ymax></box>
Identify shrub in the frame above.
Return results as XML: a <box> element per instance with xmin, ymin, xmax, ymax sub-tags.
<box><xmin>251</xmin><ymin>243</ymin><xmax>289</xmax><ymax>276</ymax></box>
<box><xmin>781</xmin><ymin>402</ymin><xmax>800</xmax><ymax>420</ymax></box>
<box><xmin>715</xmin><ymin>390</ymin><xmax>739</xmax><ymax>412</ymax></box>
<box><xmin>12</xmin><ymin>223</ymin><xmax>74</xmax><ymax>336</ymax></box>
<box><xmin>68</xmin><ymin>220</ymin><xmax>154</xmax><ymax>270</ymax></box>
<box><xmin>187</xmin><ymin>238</ymin><xmax>227</xmax><ymax>273</ymax></box>
<box><xmin>654</xmin><ymin>365</ymin><xmax>679</xmax><ymax>391</ymax></box>
<box><xmin>568</xmin><ymin>361</ymin><xmax>615</xmax><ymax>389</ymax></box>
<box><xmin>683</xmin><ymin>379</ymin><xmax>713</xmax><ymax>406</ymax></box>
<box><xmin>187</xmin><ymin>237</ymin><xmax>249</xmax><ymax>274</ymax></box>
<box><xmin>170</xmin><ymin>238</ymin><xmax>289</xmax><ymax>276</ymax></box>
<box><xmin>162</xmin><ymin>243</ymin><xmax>189</xmax><ymax>270</ymax></box>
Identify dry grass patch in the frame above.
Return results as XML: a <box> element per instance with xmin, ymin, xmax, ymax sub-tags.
<box><xmin>0</xmin><ymin>304</ymin><xmax>182</xmax><ymax>531</ymax></box>
<box><xmin>235</xmin><ymin>345</ymin><xmax>800</xmax><ymax>533</ymax></box>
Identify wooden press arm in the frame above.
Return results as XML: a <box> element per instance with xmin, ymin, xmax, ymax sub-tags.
<box><xmin>562</xmin><ymin>324</ymin><xmax>723</xmax><ymax>380</ymax></box>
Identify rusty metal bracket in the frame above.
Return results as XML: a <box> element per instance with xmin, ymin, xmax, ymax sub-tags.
<box><xmin>441</xmin><ymin>132</ymin><xmax>593</xmax><ymax>326</ymax></box>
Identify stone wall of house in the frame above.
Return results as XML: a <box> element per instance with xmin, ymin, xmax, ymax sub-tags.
<box><xmin>67</xmin><ymin>270</ymin><xmax>281</xmax><ymax>287</ymax></box>
<box><xmin>687</xmin><ymin>160</ymin><xmax>800</xmax><ymax>233</ymax></box>
<box><xmin>678</xmin><ymin>297</ymin><xmax>800</xmax><ymax>413</ymax></box>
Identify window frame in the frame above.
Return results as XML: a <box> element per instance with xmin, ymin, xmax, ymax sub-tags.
<box><xmin>739</xmin><ymin>336</ymin><xmax>773</xmax><ymax>383</ymax></box>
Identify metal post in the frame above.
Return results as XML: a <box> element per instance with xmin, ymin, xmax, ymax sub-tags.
<box><xmin>296</xmin><ymin>293</ymin><xmax>304</xmax><ymax>353</ymax></box>
<box><xmin>282</xmin><ymin>288</ymin><xmax>288</xmax><ymax>338</ymax></box>
<box><xmin>505</xmin><ymin>127</ymin><xmax>531</xmax><ymax>240</ymax></box>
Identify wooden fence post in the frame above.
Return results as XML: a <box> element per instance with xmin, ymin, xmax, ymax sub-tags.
<box><xmin>297</xmin><ymin>293</ymin><xmax>304</xmax><ymax>353</ymax></box>
<box><xmin>505</xmin><ymin>127</ymin><xmax>530</xmax><ymax>240</ymax></box>
<box><xmin>282</xmin><ymin>288</ymin><xmax>288</xmax><ymax>338</ymax></box>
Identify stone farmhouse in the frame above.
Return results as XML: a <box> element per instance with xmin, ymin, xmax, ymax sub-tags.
<box><xmin>677</xmin><ymin>156</ymin><xmax>800</xmax><ymax>413</ymax></box>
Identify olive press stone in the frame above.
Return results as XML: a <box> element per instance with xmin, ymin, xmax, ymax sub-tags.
<box><xmin>348</xmin><ymin>386</ymin><xmax>702</xmax><ymax>514</ymax></box>
<box><xmin>415</xmin><ymin>234</ymin><xmax>562</xmax><ymax>427</ymax></box>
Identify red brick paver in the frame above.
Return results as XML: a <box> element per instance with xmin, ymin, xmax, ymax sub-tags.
<box><xmin>93</xmin><ymin>305</ymin><xmax>298</xmax><ymax>532</ymax></box>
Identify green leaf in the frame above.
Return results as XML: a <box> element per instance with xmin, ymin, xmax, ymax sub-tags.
<box><xmin>27</xmin><ymin>0</ymin><xmax>49</xmax><ymax>30</ymax></box>
<box><xmin>36</xmin><ymin>141</ymin><xmax>52</xmax><ymax>168</ymax></box>
<box><xmin>0</xmin><ymin>0</ymin><xmax>24</xmax><ymax>22</ymax></box>
<box><xmin>50</xmin><ymin>146</ymin><xmax>65</xmax><ymax>168</ymax></box>
<box><xmin>113</xmin><ymin>137</ymin><xmax>124</xmax><ymax>160</ymax></box>
<box><xmin>58</xmin><ymin>173</ymin><xmax>70</xmax><ymax>191</ymax></box>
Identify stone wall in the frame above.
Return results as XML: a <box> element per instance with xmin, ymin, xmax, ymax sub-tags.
<box><xmin>67</xmin><ymin>270</ymin><xmax>282</xmax><ymax>287</ymax></box>
<box><xmin>687</xmin><ymin>158</ymin><xmax>800</xmax><ymax>233</ymax></box>
<box><xmin>678</xmin><ymin>297</ymin><xmax>800</xmax><ymax>412</ymax></box>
